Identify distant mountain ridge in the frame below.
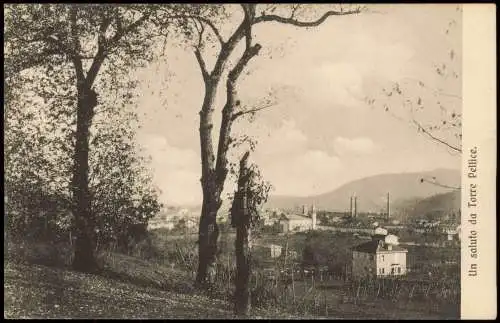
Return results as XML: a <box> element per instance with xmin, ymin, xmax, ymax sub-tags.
<box><xmin>391</xmin><ymin>190</ymin><xmax>461</xmax><ymax>221</ymax></box>
<box><xmin>265</xmin><ymin>168</ymin><xmax>461</xmax><ymax>214</ymax></box>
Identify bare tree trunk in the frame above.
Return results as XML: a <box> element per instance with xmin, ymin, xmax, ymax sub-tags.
<box><xmin>234</xmin><ymin>223</ymin><xmax>252</xmax><ymax>316</ymax></box>
<box><xmin>195</xmin><ymin>31</ymin><xmax>259</xmax><ymax>287</ymax></box>
<box><xmin>232</xmin><ymin>152</ymin><xmax>251</xmax><ymax>316</ymax></box>
<box><xmin>72</xmin><ymin>85</ymin><xmax>99</xmax><ymax>273</ymax></box>
<box><xmin>193</xmin><ymin>7</ymin><xmax>257</xmax><ymax>286</ymax></box>
<box><xmin>196</xmin><ymin>194</ymin><xmax>221</xmax><ymax>286</ymax></box>
<box><xmin>196</xmin><ymin>78</ymin><xmax>222</xmax><ymax>287</ymax></box>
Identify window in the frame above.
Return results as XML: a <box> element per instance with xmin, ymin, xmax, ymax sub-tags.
<box><xmin>379</xmin><ymin>268</ymin><xmax>384</xmax><ymax>274</ymax></box>
<box><xmin>370</xmin><ymin>254</ymin><xmax>374</xmax><ymax>260</ymax></box>
<box><xmin>391</xmin><ymin>268</ymin><xmax>395</xmax><ymax>275</ymax></box>
<box><xmin>397</xmin><ymin>267</ymin><xmax>401</xmax><ymax>274</ymax></box>
<box><xmin>380</xmin><ymin>255</ymin><xmax>385</xmax><ymax>261</ymax></box>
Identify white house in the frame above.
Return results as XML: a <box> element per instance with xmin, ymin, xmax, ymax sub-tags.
<box><xmin>442</xmin><ymin>224</ymin><xmax>460</xmax><ymax>241</ymax></box>
<box><xmin>279</xmin><ymin>205</ymin><xmax>317</xmax><ymax>233</ymax></box>
<box><xmin>269</xmin><ymin>244</ymin><xmax>282</xmax><ymax>258</ymax></box>
<box><xmin>147</xmin><ymin>219</ymin><xmax>175</xmax><ymax>230</ymax></box>
<box><xmin>263</xmin><ymin>218</ymin><xmax>277</xmax><ymax>226</ymax></box>
<box><xmin>374</xmin><ymin>227</ymin><xmax>388</xmax><ymax>236</ymax></box>
<box><xmin>352</xmin><ymin>233</ymin><xmax>408</xmax><ymax>279</ymax></box>
<box><xmin>279</xmin><ymin>214</ymin><xmax>313</xmax><ymax>232</ymax></box>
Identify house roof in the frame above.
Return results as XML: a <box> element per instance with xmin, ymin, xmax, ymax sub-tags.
<box><xmin>372</xmin><ymin>234</ymin><xmax>387</xmax><ymax>241</ymax></box>
<box><xmin>353</xmin><ymin>240</ymin><xmax>407</xmax><ymax>254</ymax></box>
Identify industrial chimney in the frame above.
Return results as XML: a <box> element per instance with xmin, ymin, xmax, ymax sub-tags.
<box><xmin>353</xmin><ymin>194</ymin><xmax>358</xmax><ymax>219</ymax></box>
<box><xmin>387</xmin><ymin>192</ymin><xmax>390</xmax><ymax>220</ymax></box>
<box><xmin>350</xmin><ymin>196</ymin><xmax>353</xmax><ymax>217</ymax></box>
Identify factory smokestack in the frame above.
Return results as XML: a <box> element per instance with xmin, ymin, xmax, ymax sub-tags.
<box><xmin>387</xmin><ymin>192</ymin><xmax>390</xmax><ymax>220</ymax></box>
<box><xmin>350</xmin><ymin>196</ymin><xmax>353</xmax><ymax>217</ymax></box>
<box><xmin>354</xmin><ymin>194</ymin><xmax>358</xmax><ymax>218</ymax></box>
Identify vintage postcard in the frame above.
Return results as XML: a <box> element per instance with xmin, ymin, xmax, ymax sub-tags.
<box><xmin>3</xmin><ymin>3</ymin><xmax>496</xmax><ymax>319</ymax></box>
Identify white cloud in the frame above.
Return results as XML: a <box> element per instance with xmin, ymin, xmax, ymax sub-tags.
<box><xmin>333</xmin><ymin>137</ymin><xmax>378</xmax><ymax>156</ymax></box>
<box><xmin>133</xmin><ymin>5</ymin><xmax>461</xmax><ymax>201</ymax></box>
<box><xmin>262</xmin><ymin>149</ymin><xmax>342</xmax><ymax>196</ymax></box>
<box><xmin>138</xmin><ymin>133</ymin><xmax>201</xmax><ymax>205</ymax></box>
<box><xmin>255</xmin><ymin>119</ymin><xmax>308</xmax><ymax>156</ymax></box>
<box><xmin>247</xmin><ymin>21</ymin><xmax>418</xmax><ymax>111</ymax></box>
<box><xmin>307</xmin><ymin>62</ymin><xmax>365</xmax><ymax>108</ymax></box>
<box><xmin>161</xmin><ymin>170</ymin><xmax>201</xmax><ymax>206</ymax></box>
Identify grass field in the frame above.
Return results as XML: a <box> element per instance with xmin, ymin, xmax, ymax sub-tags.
<box><xmin>4</xmin><ymin>229</ymin><xmax>459</xmax><ymax>319</ymax></box>
<box><xmin>4</xmin><ymin>261</ymin><xmax>232</xmax><ymax>319</ymax></box>
<box><xmin>4</xmin><ymin>246</ymin><xmax>297</xmax><ymax>319</ymax></box>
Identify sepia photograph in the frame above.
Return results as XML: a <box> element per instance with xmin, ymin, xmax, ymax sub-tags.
<box><xmin>3</xmin><ymin>3</ymin><xmax>495</xmax><ymax>319</ymax></box>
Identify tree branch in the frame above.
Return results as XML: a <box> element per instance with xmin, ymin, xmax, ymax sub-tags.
<box><xmin>159</xmin><ymin>14</ymin><xmax>225</xmax><ymax>46</ymax></box>
<box><xmin>214</xmin><ymin>17</ymin><xmax>260</xmax><ymax>187</ymax></box>
<box><xmin>254</xmin><ymin>6</ymin><xmax>364</xmax><ymax>26</ymax></box>
<box><xmin>420</xmin><ymin>177</ymin><xmax>461</xmax><ymax>190</ymax></box>
<box><xmin>69</xmin><ymin>7</ymin><xmax>85</xmax><ymax>83</ymax></box>
<box><xmin>84</xmin><ymin>13</ymin><xmax>115</xmax><ymax>87</ymax></box>
<box><xmin>228</xmin><ymin>44</ymin><xmax>262</xmax><ymax>83</ymax></box>
<box><xmin>241</xmin><ymin>4</ymin><xmax>256</xmax><ymax>50</ymax></box>
<box><xmin>84</xmin><ymin>50</ymin><xmax>105</xmax><ymax>88</ymax></box>
<box><xmin>240</xmin><ymin>151</ymin><xmax>251</xmax><ymax>168</ymax></box>
<box><xmin>194</xmin><ymin>48</ymin><xmax>209</xmax><ymax>82</ymax></box>
<box><xmin>97</xmin><ymin>12</ymin><xmax>113</xmax><ymax>54</ymax></box>
<box><xmin>109</xmin><ymin>10</ymin><xmax>152</xmax><ymax>48</ymax></box>
<box><xmin>192</xmin><ymin>18</ymin><xmax>209</xmax><ymax>81</ymax></box>
<box><xmin>412</xmin><ymin>119</ymin><xmax>462</xmax><ymax>153</ymax></box>
<box><xmin>193</xmin><ymin>16</ymin><xmax>225</xmax><ymax>46</ymax></box>
<box><xmin>192</xmin><ymin>18</ymin><xmax>205</xmax><ymax>48</ymax></box>
<box><xmin>290</xmin><ymin>4</ymin><xmax>300</xmax><ymax>19</ymax></box>
<box><xmin>232</xmin><ymin>102</ymin><xmax>275</xmax><ymax>121</ymax></box>
<box><xmin>209</xmin><ymin>20</ymin><xmax>247</xmax><ymax>79</ymax></box>
<box><xmin>86</xmin><ymin>10</ymin><xmax>151</xmax><ymax>87</ymax></box>
<box><xmin>399</xmin><ymin>77</ymin><xmax>462</xmax><ymax>100</ymax></box>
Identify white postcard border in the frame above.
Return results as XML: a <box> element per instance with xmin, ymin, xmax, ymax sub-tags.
<box><xmin>461</xmin><ymin>4</ymin><xmax>497</xmax><ymax>320</ymax></box>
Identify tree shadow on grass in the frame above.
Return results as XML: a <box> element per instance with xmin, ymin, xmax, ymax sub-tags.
<box><xmin>98</xmin><ymin>262</ymin><xmax>196</xmax><ymax>296</ymax></box>
<box><xmin>99</xmin><ymin>267</ymin><xmax>163</xmax><ymax>290</ymax></box>
<box><xmin>4</xmin><ymin>261</ymin><xmax>86</xmax><ymax>318</ymax></box>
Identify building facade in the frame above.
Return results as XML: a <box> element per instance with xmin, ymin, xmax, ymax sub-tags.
<box><xmin>279</xmin><ymin>205</ymin><xmax>317</xmax><ymax>233</ymax></box>
<box><xmin>280</xmin><ymin>214</ymin><xmax>314</xmax><ymax>232</ymax></box>
<box><xmin>147</xmin><ymin>220</ymin><xmax>175</xmax><ymax>230</ymax></box>
<box><xmin>352</xmin><ymin>234</ymin><xmax>408</xmax><ymax>279</ymax></box>
<box><xmin>269</xmin><ymin>244</ymin><xmax>282</xmax><ymax>258</ymax></box>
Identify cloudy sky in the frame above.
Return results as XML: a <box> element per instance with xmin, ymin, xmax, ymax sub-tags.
<box><xmin>134</xmin><ymin>4</ymin><xmax>462</xmax><ymax>206</ymax></box>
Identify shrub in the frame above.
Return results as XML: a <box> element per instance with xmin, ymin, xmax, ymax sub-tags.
<box><xmin>6</xmin><ymin>239</ymin><xmax>74</xmax><ymax>268</ymax></box>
